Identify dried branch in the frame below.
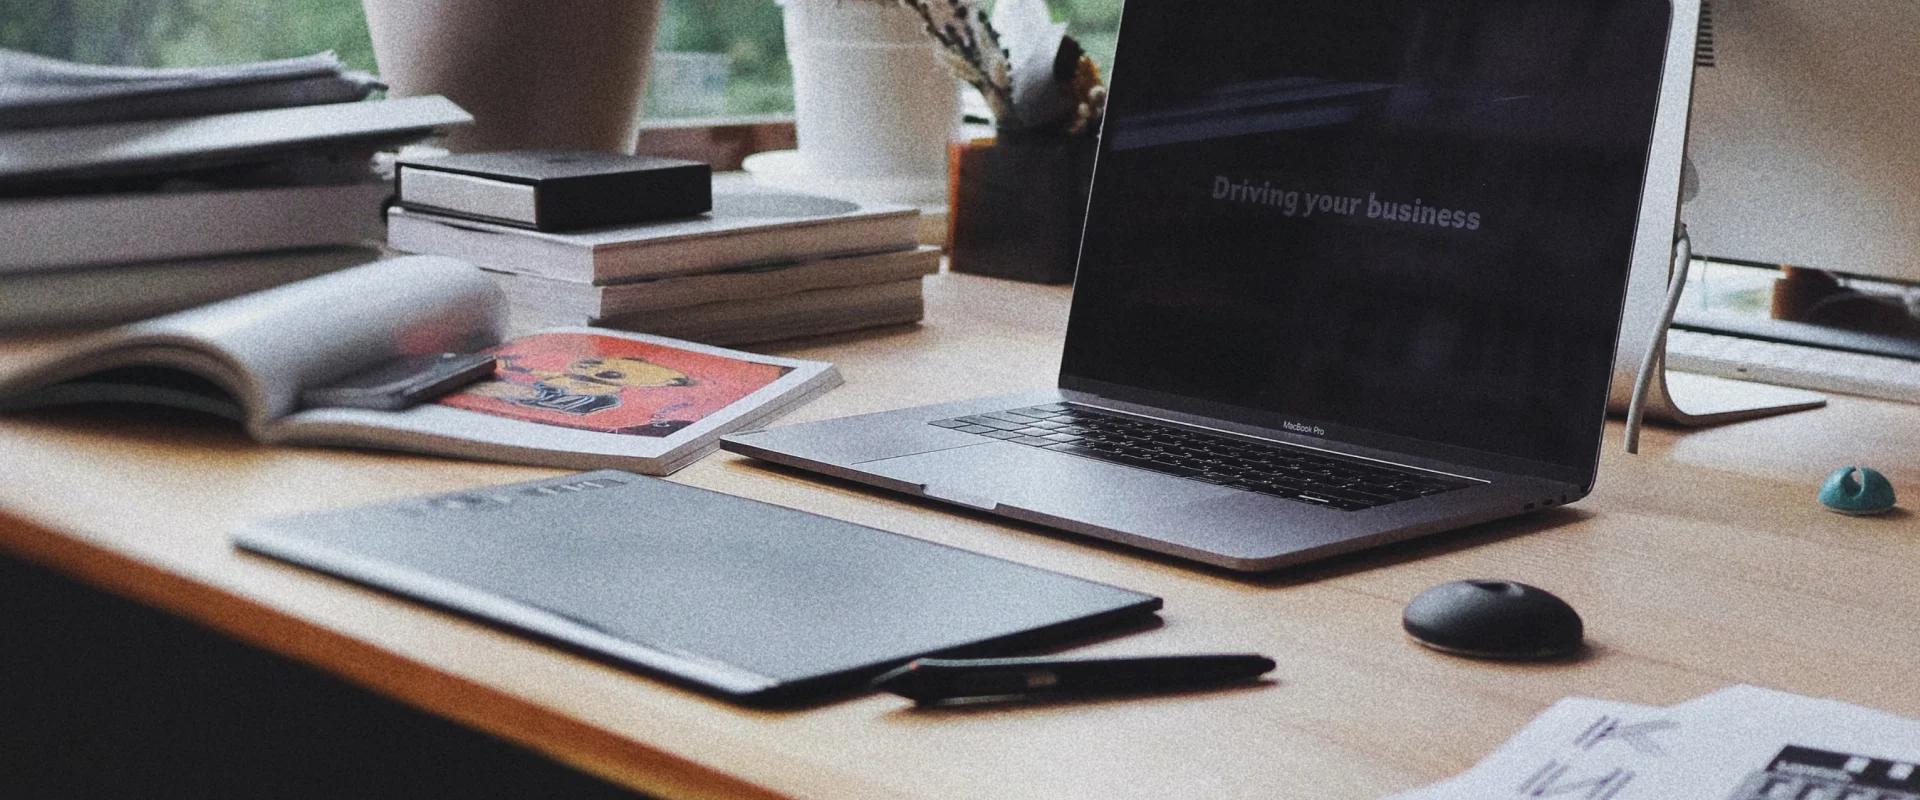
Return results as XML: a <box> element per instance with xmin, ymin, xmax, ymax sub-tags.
<box><xmin>889</xmin><ymin>0</ymin><xmax>1017</xmax><ymax>124</ymax></box>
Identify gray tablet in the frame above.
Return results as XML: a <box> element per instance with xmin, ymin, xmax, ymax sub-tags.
<box><xmin>234</xmin><ymin>470</ymin><xmax>1161</xmax><ymax>706</ymax></box>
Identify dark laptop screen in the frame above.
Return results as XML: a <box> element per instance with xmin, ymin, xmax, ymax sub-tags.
<box><xmin>1061</xmin><ymin>0</ymin><xmax>1671</xmax><ymax>473</ymax></box>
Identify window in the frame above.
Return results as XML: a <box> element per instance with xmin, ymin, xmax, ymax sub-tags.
<box><xmin>0</xmin><ymin>0</ymin><xmax>378</xmax><ymax>72</ymax></box>
<box><xmin>1058</xmin><ymin>0</ymin><xmax>1122</xmax><ymax>72</ymax></box>
<box><xmin>2</xmin><ymin>0</ymin><xmax>1124</xmax><ymax>121</ymax></box>
<box><xmin>651</xmin><ymin>0</ymin><xmax>788</xmax><ymax>118</ymax></box>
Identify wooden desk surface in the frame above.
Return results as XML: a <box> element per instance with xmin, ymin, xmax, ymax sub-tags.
<box><xmin>2</xmin><ymin>271</ymin><xmax>1917</xmax><ymax>799</ymax></box>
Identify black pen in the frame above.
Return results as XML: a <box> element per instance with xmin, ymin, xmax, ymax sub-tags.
<box><xmin>870</xmin><ymin>654</ymin><xmax>1276</xmax><ymax>705</ymax></box>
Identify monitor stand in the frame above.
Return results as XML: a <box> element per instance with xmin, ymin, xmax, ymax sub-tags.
<box><xmin>1632</xmin><ymin>353</ymin><xmax>1826</xmax><ymax>426</ymax></box>
<box><xmin>1601</xmin><ymin>7</ymin><xmax>1826</xmax><ymax>440</ymax></box>
<box><xmin>1608</xmin><ymin>228</ymin><xmax>1826</xmax><ymax>433</ymax></box>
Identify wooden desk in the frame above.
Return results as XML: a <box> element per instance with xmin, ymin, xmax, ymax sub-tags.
<box><xmin>2</xmin><ymin>272</ymin><xmax>1916</xmax><ymax>799</ymax></box>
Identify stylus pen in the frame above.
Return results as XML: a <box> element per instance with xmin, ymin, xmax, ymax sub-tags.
<box><xmin>870</xmin><ymin>654</ymin><xmax>1276</xmax><ymax>705</ymax></box>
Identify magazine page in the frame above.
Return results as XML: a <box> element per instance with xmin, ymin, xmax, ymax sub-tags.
<box><xmin>0</xmin><ymin>256</ymin><xmax>502</xmax><ymax>431</ymax></box>
<box><xmin>0</xmin><ymin>339</ymin><xmax>256</xmax><ymax>420</ymax></box>
<box><xmin>1383</xmin><ymin>697</ymin><xmax>1662</xmax><ymax>799</ymax></box>
<box><xmin>1645</xmin><ymin>685</ymin><xmax>1920</xmax><ymax>799</ymax></box>
<box><xmin>267</xmin><ymin>328</ymin><xmax>840</xmax><ymax>474</ymax></box>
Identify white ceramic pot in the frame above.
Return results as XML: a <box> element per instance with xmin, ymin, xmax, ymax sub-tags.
<box><xmin>363</xmin><ymin>0</ymin><xmax>663</xmax><ymax>153</ymax></box>
<box><xmin>780</xmin><ymin>0</ymin><xmax>960</xmax><ymax>186</ymax></box>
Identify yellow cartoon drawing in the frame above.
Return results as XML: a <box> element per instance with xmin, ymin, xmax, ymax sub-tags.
<box><xmin>473</xmin><ymin>355</ymin><xmax>693</xmax><ymax>415</ymax></box>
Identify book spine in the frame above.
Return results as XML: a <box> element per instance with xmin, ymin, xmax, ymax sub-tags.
<box><xmin>388</xmin><ymin>209</ymin><xmax>924</xmax><ymax>285</ymax></box>
<box><xmin>0</xmin><ymin>183</ymin><xmax>388</xmax><ymax>272</ymax></box>
<box><xmin>492</xmin><ymin>246</ymin><xmax>941</xmax><ymax>318</ymax></box>
<box><xmin>386</xmin><ymin>210</ymin><xmax>591</xmax><ymax>281</ymax></box>
<box><xmin>590</xmin><ymin>213</ymin><xmax>923</xmax><ymax>284</ymax></box>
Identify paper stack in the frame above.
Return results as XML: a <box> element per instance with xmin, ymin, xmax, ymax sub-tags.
<box><xmin>0</xmin><ymin>49</ymin><xmax>470</xmax><ymax>330</ymax></box>
<box><xmin>1390</xmin><ymin>685</ymin><xmax>1920</xmax><ymax>799</ymax></box>
<box><xmin>385</xmin><ymin>174</ymin><xmax>941</xmax><ymax>346</ymax></box>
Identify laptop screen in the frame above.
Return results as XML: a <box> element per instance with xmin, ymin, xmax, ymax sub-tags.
<box><xmin>1060</xmin><ymin>0</ymin><xmax>1672</xmax><ymax>474</ymax></box>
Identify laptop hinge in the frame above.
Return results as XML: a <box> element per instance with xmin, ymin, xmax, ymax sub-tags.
<box><xmin>1054</xmin><ymin>396</ymin><xmax>1487</xmax><ymax>485</ymax></box>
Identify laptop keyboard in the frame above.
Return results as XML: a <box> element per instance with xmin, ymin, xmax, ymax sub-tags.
<box><xmin>930</xmin><ymin>403</ymin><xmax>1474</xmax><ymax>511</ymax></box>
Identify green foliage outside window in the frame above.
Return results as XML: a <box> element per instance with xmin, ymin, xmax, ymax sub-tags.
<box><xmin>0</xmin><ymin>0</ymin><xmax>1125</xmax><ymax>119</ymax></box>
<box><xmin>0</xmin><ymin>0</ymin><xmax>378</xmax><ymax>72</ymax></box>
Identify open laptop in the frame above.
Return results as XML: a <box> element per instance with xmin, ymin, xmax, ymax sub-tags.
<box><xmin>723</xmin><ymin>0</ymin><xmax>1698</xmax><ymax>571</ymax></box>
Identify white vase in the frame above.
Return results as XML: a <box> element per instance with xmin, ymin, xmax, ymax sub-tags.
<box><xmin>776</xmin><ymin>0</ymin><xmax>960</xmax><ymax>201</ymax></box>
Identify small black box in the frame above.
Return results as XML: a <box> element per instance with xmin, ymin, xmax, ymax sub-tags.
<box><xmin>395</xmin><ymin>150</ymin><xmax>712</xmax><ymax>231</ymax></box>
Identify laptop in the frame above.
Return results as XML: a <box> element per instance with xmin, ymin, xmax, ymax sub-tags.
<box><xmin>723</xmin><ymin>0</ymin><xmax>1698</xmax><ymax>571</ymax></box>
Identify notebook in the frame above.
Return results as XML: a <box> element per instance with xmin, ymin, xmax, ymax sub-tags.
<box><xmin>233</xmin><ymin>470</ymin><xmax>1162</xmax><ymax>706</ymax></box>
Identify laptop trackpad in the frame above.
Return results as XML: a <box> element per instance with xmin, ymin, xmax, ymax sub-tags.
<box><xmin>858</xmin><ymin>442</ymin><xmax>1239</xmax><ymax>518</ymax></box>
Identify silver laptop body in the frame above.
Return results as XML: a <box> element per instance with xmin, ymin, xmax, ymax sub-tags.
<box><xmin>725</xmin><ymin>0</ymin><xmax>1699</xmax><ymax>572</ymax></box>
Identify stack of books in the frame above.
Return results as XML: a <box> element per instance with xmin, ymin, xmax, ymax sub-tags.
<box><xmin>385</xmin><ymin>175</ymin><xmax>941</xmax><ymax>346</ymax></box>
<box><xmin>0</xmin><ymin>50</ymin><xmax>471</xmax><ymax>330</ymax></box>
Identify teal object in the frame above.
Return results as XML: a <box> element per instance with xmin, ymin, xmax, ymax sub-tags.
<box><xmin>1819</xmin><ymin>466</ymin><xmax>1898</xmax><ymax>516</ymax></box>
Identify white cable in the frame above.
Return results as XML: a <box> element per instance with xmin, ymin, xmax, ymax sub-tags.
<box><xmin>1624</xmin><ymin>224</ymin><xmax>1692</xmax><ymax>454</ymax></box>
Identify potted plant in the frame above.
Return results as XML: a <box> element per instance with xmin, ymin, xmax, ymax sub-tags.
<box><xmin>897</xmin><ymin>0</ymin><xmax>1108</xmax><ymax>282</ymax></box>
<box><xmin>750</xmin><ymin>0</ymin><xmax>961</xmax><ymax>207</ymax></box>
<box><xmin>362</xmin><ymin>0</ymin><xmax>664</xmax><ymax>153</ymax></box>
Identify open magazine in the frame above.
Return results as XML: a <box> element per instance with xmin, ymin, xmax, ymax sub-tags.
<box><xmin>0</xmin><ymin>256</ymin><xmax>839</xmax><ymax>474</ymax></box>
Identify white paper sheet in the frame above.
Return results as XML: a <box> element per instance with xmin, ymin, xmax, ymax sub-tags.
<box><xmin>1391</xmin><ymin>687</ymin><xmax>1920</xmax><ymax>800</ymax></box>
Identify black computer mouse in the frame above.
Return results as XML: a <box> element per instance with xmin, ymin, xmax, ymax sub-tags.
<box><xmin>1402</xmin><ymin>580</ymin><xmax>1584</xmax><ymax>660</ymax></box>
